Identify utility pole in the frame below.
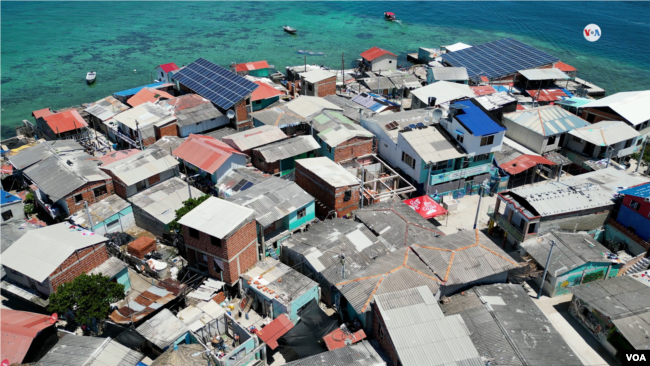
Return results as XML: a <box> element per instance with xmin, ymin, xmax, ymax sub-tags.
<box><xmin>341</xmin><ymin>52</ymin><xmax>344</xmax><ymax>91</ymax></box>
<box><xmin>635</xmin><ymin>138</ymin><xmax>647</xmax><ymax>173</ymax></box>
<box><xmin>400</xmin><ymin>82</ymin><xmax>405</xmax><ymax>111</ymax></box>
<box><xmin>556</xmin><ymin>162</ymin><xmax>564</xmax><ymax>182</ymax></box>
<box><xmin>537</xmin><ymin>240</ymin><xmax>556</xmax><ymax>299</ymax></box>
<box><xmin>605</xmin><ymin>145</ymin><xmax>612</xmax><ymax>168</ymax></box>
<box><xmin>340</xmin><ymin>253</ymin><xmax>346</xmax><ymax>280</ymax></box>
<box><xmin>135</xmin><ymin>120</ymin><xmax>144</xmax><ymax>151</ymax></box>
<box><xmin>473</xmin><ymin>179</ymin><xmax>489</xmax><ymax>229</ymax></box>
<box><xmin>84</xmin><ymin>201</ymin><xmax>94</xmax><ymax>233</ymax></box>
<box><xmin>377</xmin><ymin>69</ymin><xmax>381</xmax><ymax>95</ymax></box>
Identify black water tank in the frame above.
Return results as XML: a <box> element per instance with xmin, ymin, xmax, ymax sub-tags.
<box><xmin>428</xmin><ymin>97</ymin><xmax>437</xmax><ymax>106</ymax></box>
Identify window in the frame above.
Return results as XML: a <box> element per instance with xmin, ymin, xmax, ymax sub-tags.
<box><xmin>547</xmin><ymin>135</ymin><xmax>557</xmax><ymax>145</ymax></box>
<box><xmin>638</xmin><ymin>139</ymin><xmax>643</xmax><ymax>146</ymax></box>
<box><xmin>630</xmin><ymin>200</ymin><xmax>641</xmax><ymax>211</ymax></box>
<box><xmin>254</xmin><ymin>100</ymin><xmax>262</xmax><ymax>104</ymax></box>
<box><xmin>2</xmin><ymin>210</ymin><xmax>13</xmax><ymax>221</ymax></box>
<box><xmin>327</xmin><ymin>145</ymin><xmax>332</xmax><ymax>154</ymax></box>
<box><xmin>93</xmin><ymin>185</ymin><xmax>107</xmax><ymax>198</ymax></box>
<box><xmin>432</xmin><ymin>160</ymin><xmax>448</xmax><ymax>171</ymax></box>
<box><xmin>189</xmin><ymin>227</ymin><xmax>200</xmax><ymax>239</ymax></box>
<box><xmin>389</xmin><ymin>60</ymin><xmax>393</xmax><ymax>64</ymax></box>
<box><xmin>307</xmin><ymin>82</ymin><xmax>314</xmax><ymax>92</ymax></box>
<box><xmin>456</xmin><ymin>134</ymin><xmax>464</xmax><ymax>143</ymax></box>
<box><xmin>572</xmin><ymin>136</ymin><xmax>582</xmax><ymax>143</ymax></box>
<box><xmin>213</xmin><ymin>258</ymin><xmax>223</xmax><ymax>272</ymax></box>
<box><xmin>106</xmin><ymin>218</ymin><xmax>120</xmax><ymax>230</ymax></box>
<box><xmin>74</xmin><ymin>194</ymin><xmax>83</xmax><ymax>203</ymax></box>
<box><xmin>480</xmin><ymin>135</ymin><xmax>495</xmax><ymax>146</ymax></box>
<box><xmin>474</xmin><ymin>153</ymin><xmax>490</xmax><ymax>162</ymax></box>
<box><xmin>378</xmin><ymin>324</ymin><xmax>384</xmax><ymax>339</ymax></box>
<box><xmin>160</xmin><ymin>71</ymin><xmax>164</xmax><ymax>78</ymax></box>
<box><xmin>401</xmin><ymin>151</ymin><xmax>415</xmax><ymax>169</ymax></box>
<box><xmin>343</xmin><ymin>190</ymin><xmax>352</xmax><ymax>202</ymax></box>
<box><xmin>135</xmin><ymin>180</ymin><xmax>146</xmax><ymax>192</ymax></box>
<box><xmin>297</xmin><ymin>207</ymin><xmax>306</xmax><ymax>219</ymax></box>
<box><xmin>211</xmin><ymin>236</ymin><xmax>222</xmax><ymax>247</ymax></box>
<box><xmin>624</xmin><ymin>139</ymin><xmax>633</xmax><ymax>148</ymax></box>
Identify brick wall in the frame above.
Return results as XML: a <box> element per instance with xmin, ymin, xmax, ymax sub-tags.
<box><xmin>295</xmin><ymin>164</ymin><xmax>359</xmax><ymax>218</ymax></box>
<box><xmin>581</xmin><ymin>108</ymin><xmax>625</xmax><ymax>124</ymax></box>
<box><xmin>155</xmin><ymin>123</ymin><xmax>179</xmax><ymax>139</ymax></box>
<box><xmin>142</xmin><ymin>136</ymin><xmax>156</xmax><ymax>147</ymax></box>
<box><xmin>251</xmin><ymin>150</ymin><xmax>280</xmax><ymax>174</ymax></box>
<box><xmin>333</xmin><ymin>137</ymin><xmax>374</xmax><ymax>163</ymax></box>
<box><xmin>371</xmin><ymin>302</ymin><xmax>400</xmax><ymax>366</ymax></box>
<box><xmin>182</xmin><ymin>220</ymin><xmax>259</xmax><ymax>284</ymax></box>
<box><xmin>235</xmin><ymin>100</ymin><xmax>250</xmax><ymax>125</ymax></box>
<box><xmin>101</xmin><ymin>170</ymin><xmax>128</xmax><ymax>199</ymax></box>
<box><xmin>316</xmin><ymin>76</ymin><xmax>337</xmax><ymax>97</ymax></box>
<box><xmin>49</xmin><ymin>243</ymin><xmax>110</xmax><ymax>292</ymax></box>
<box><xmin>147</xmin><ymin>173</ymin><xmax>161</xmax><ymax>186</ymax></box>
<box><xmin>63</xmin><ymin>179</ymin><xmax>114</xmax><ymax>216</ymax></box>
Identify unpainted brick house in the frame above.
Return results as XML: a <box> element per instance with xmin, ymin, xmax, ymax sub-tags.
<box><xmin>179</xmin><ymin>197</ymin><xmax>259</xmax><ymax>287</ymax></box>
<box><xmin>300</xmin><ymin>70</ymin><xmax>337</xmax><ymax>97</ymax></box>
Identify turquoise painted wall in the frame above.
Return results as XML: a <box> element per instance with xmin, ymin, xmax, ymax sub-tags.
<box><xmin>283</xmin><ymin>202</ymin><xmax>315</xmax><ymax>231</ymax></box>
<box><xmin>553</xmin><ymin>262</ymin><xmax>619</xmax><ymax>296</ymax></box>
<box><xmin>288</xmin><ymin>285</ymin><xmax>319</xmax><ymax>321</ymax></box>
<box><xmin>272</xmin><ymin>299</ymin><xmax>288</xmax><ymax>319</ymax></box>
<box><xmin>313</xmin><ymin>132</ymin><xmax>335</xmax><ymax>161</ymax></box>
<box><xmin>116</xmin><ymin>267</ymin><xmax>131</xmax><ymax>293</ymax></box>
<box><xmin>252</xmin><ymin>96</ymin><xmax>279</xmax><ymax>111</ymax></box>
<box><xmin>94</xmin><ymin>206</ymin><xmax>133</xmax><ymax>231</ymax></box>
<box><xmin>249</xmin><ymin>68</ymin><xmax>269</xmax><ymax>78</ymax></box>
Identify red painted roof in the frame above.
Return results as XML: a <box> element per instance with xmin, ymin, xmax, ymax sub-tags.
<box><xmin>96</xmin><ymin>149</ymin><xmax>141</xmax><ymax>165</ymax></box>
<box><xmin>172</xmin><ymin>134</ymin><xmax>245</xmax><ymax>174</ymax></box>
<box><xmin>499</xmin><ymin>154</ymin><xmax>556</xmax><ymax>175</ymax></box>
<box><xmin>251</xmin><ymin>82</ymin><xmax>284</xmax><ymax>102</ymax></box>
<box><xmin>471</xmin><ymin>85</ymin><xmax>497</xmax><ymax>96</ymax></box>
<box><xmin>360</xmin><ymin>47</ymin><xmax>397</xmax><ymax>61</ymax></box>
<box><xmin>516</xmin><ymin>104</ymin><xmax>526</xmax><ymax>111</ymax></box>
<box><xmin>403</xmin><ymin>195</ymin><xmax>447</xmax><ymax>219</ymax></box>
<box><xmin>127</xmin><ymin>88</ymin><xmax>175</xmax><ymax>107</ymax></box>
<box><xmin>235</xmin><ymin>60</ymin><xmax>269</xmax><ymax>72</ymax></box>
<box><xmin>1</xmin><ymin>165</ymin><xmax>13</xmax><ymax>174</ymax></box>
<box><xmin>164</xmin><ymin>94</ymin><xmax>211</xmax><ymax>111</ymax></box>
<box><xmin>31</xmin><ymin>108</ymin><xmax>52</xmax><ymax>119</ymax></box>
<box><xmin>43</xmin><ymin>110</ymin><xmax>88</xmax><ymax>134</ymax></box>
<box><xmin>480</xmin><ymin>76</ymin><xmax>489</xmax><ymax>83</ymax></box>
<box><xmin>1</xmin><ymin>309</ymin><xmax>54</xmax><ymax>364</ymax></box>
<box><xmin>526</xmin><ymin>89</ymin><xmax>568</xmax><ymax>102</ymax></box>
<box><xmin>158</xmin><ymin>63</ymin><xmax>180</xmax><ymax>73</ymax></box>
<box><xmin>322</xmin><ymin>328</ymin><xmax>366</xmax><ymax>351</ymax></box>
<box><xmin>552</xmin><ymin>61</ymin><xmax>576</xmax><ymax>72</ymax></box>
<box><xmin>256</xmin><ymin>314</ymin><xmax>294</xmax><ymax>350</ymax></box>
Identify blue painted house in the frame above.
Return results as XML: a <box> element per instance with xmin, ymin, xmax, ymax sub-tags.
<box><xmin>616</xmin><ymin>183</ymin><xmax>650</xmax><ymax>241</ymax></box>
<box><xmin>241</xmin><ymin>258</ymin><xmax>319</xmax><ymax>321</ymax></box>
<box><xmin>226</xmin><ymin>177</ymin><xmax>315</xmax><ymax>256</ymax></box>
<box><xmin>70</xmin><ymin>194</ymin><xmax>135</xmax><ymax>235</ymax></box>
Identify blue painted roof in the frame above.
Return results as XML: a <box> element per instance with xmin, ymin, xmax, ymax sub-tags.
<box><xmin>1</xmin><ymin>189</ymin><xmax>22</xmax><ymax>205</ymax></box>
<box><xmin>113</xmin><ymin>81</ymin><xmax>168</xmax><ymax>97</ymax></box>
<box><xmin>454</xmin><ymin>99</ymin><xmax>507</xmax><ymax>136</ymax></box>
<box><xmin>619</xmin><ymin>183</ymin><xmax>650</xmax><ymax>198</ymax></box>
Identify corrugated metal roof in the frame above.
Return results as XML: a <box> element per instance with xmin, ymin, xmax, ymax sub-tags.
<box><xmin>131</xmin><ymin>177</ymin><xmax>203</xmax><ymax>225</ymax></box>
<box><xmin>216</xmin><ymin>167</ymin><xmax>272</xmax><ymax>197</ymax></box>
<box><xmin>518</xmin><ymin>68</ymin><xmax>570</xmax><ymax>81</ymax></box>
<box><xmin>375</xmin><ymin>286</ymin><xmax>482</xmax><ymax>366</ymax></box>
<box><xmin>85</xmin><ymin>96</ymin><xmax>130</xmax><ymax>121</ymax></box>
<box><xmin>2</xmin><ymin>222</ymin><xmax>107</xmax><ymax>282</ymax></box>
<box><xmin>454</xmin><ymin>99</ymin><xmax>506</xmax><ymax>136</ymax></box>
<box><xmin>312</xmin><ymin>110</ymin><xmax>373</xmax><ymax>147</ymax></box>
<box><xmin>112</xmin><ymin>102</ymin><xmax>175</xmax><ymax>131</ymax></box>
<box><xmin>296</xmin><ymin>157</ymin><xmax>359</xmax><ymax>187</ymax></box>
<box><xmin>323</xmin><ymin>95</ymin><xmax>374</xmax><ymax>123</ymax></box>
<box><xmin>152</xmin><ymin>135</ymin><xmax>185</xmax><ymax>152</ymax></box>
<box><xmin>70</xmin><ymin>194</ymin><xmax>130</xmax><ymax>227</ymax></box>
<box><xmin>254</xmin><ymin>135</ymin><xmax>320</xmax><ymax>163</ymax></box>
<box><xmin>504</xmin><ymin>105</ymin><xmax>591</xmax><ymax>136</ymax></box>
<box><xmin>7</xmin><ymin>140</ymin><xmax>87</xmax><ymax>170</ymax></box>
<box><xmin>88</xmin><ymin>256</ymin><xmax>128</xmax><ymax>279</ymax></box>
<box><xmin>178</xmin><ymin>196</ymin><xmax>255</xmax><ymax>239</ymax></box>
<box><xmin>283</xmin><ymin>340</ymin><xmax>386</xmax><ymax>366</ymax></box>
<box><xmin>619</xmin><ymin>183</ymin><xmax>650</xmax><ymax>198</ymax></box>
<box><xmin>250</xmin><ymin>105</ymin><xmax>307</xmax><ymax>127</ymax></box>
<box><xmin>441</xmin><ymin>284</ymin><xmax>580</xmax><ymax>365</ymax></box>
<box><xmin>400</xmin><ymin>125</ymin><xmax>466</xmax><ymax>164</ymax></box>
<box><xmin>361</xmin><ymin>47</ymin><xmax>397</xmax><ymax>61</ymax></box>
<box><xmin>101</xmin><ymin>147</ymin><xmax>179</xmax><ymax>186</ymax></box>
<box><xmin>474</xmin><ymin>91</ymin><xmax>517</xmax><ymax>111</ymax></box>
<box><xmin>222</xmin><ymin>125</ymin><xmax>288</xmax><ymax>151</ymax></box>
<box><xmin>173</xmin><ymin>134</ymin><xmax>244</xmax><ymax>174</ymax></box>
<box><xmin>581</xmin><ymin>90</ymin><xmax>650</xmax><ymax>125</ymax></box>
<box><xmin>35</xmin><ymin>334</ymin><xmax>143</xmax><ymax>366</ymax></box>
<box><xmin>284</xmin><ymin>96</ymin><xmax>343</xmax><ymax>118</ymax></box>
<box><xmin>431</xmin><ymin>67</ymin><xmax>469</xmax><ymax>81</ymax></box>
<box><xmin>170</xmin><ymin>101</ymin><xmax>223</xmax><ymax>127</ymax></box>
<box><xmin>410</xmin><ymin>81</ymin><xmax>474</xmax><ymax>105</ymax></box>
<box><xmin>569</xmin><ymin>120</ymin><xmax>639</xmax><ymax>146</ymax></box>
<box><xmin>176</xmin><ymin>300</ymin><xmax>226</xmax><ymax>332</ymax></box>
<box><xmin>225</xmin><ymin>177</ymin><xmax>314</xmax><ymax>227</ymax></box>
<box><xmin>113</xmin><ymin>81</ymin><xmax>170</xmax><ymax>97</ymax></box>
<box><xmin>1</xmin><ymin>218</ymin><xmax>47</xmax><ymax>254</ymax></box>
<box><xmin>1</xmin><ymin>309</ymin><xmax>54</xmax><ymax>364</ymax></box>
<box><xmin>242</xmin><ymin>258</ymin><xmax>317</xmax><ymax>305</ymax></box>
<box><xmin>136</xmin><ymin>308</ymin><xmax>191</xmax><ymax>349</ymax></box>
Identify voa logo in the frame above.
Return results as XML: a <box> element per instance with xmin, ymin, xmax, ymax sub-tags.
<box><xmin>584</xmin><ymin>24</ymin><xmax>601</xmax><ymax>42</ymax></box>
<box><xmin>626</xmin><ymin>354</ymin><xmax>646</xmax><ymax>362</ymax></box>
<box><xmin>623</xmin><ymin>351</ymin><xmax>649</xmax><ymax>365</ymax></box>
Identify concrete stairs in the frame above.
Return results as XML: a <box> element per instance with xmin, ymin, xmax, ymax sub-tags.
<box><xmin>626</xmin><ymin>257</ymin><xmax>650</xmax><ymax>276</ymax></box>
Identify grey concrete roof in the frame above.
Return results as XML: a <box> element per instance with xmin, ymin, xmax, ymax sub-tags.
<box><xmin>0</xmin><ymin>219</ymin><xmax>46</xmax><ymax>254</ymax></box>
<box><xmin>410</xmin><ymin>81</ymin><xmax>474</xmax><ymax>105</ymax></box>
<box><xmin>101</xmin><ymin>147</ymin><xmax>179</xmax><ymax>186</ymax></box>
<box><xmin>88</xmin><ymin>256</ymin><xmax>128</xmax><ymax>279</ymax></box>
<box><xmin>70</xmin><ymin>194</ymin><xmax>131</xmax><ymax>227</ymax></box>
<box><xmin>518</xmin><ymin>68</ymin><xmax>570</xmax><ymax>81</ymax></box>
<box><xmin>225</xmin><ymin>177</ymin><xmax>314</xmax><ymax>227</ymax></box>
<box><xmin>440</xmin><ymin>284</ymin><xmax>580</xmax><ymax>366</ymax></box>
<box><xmin>296</xmin><ymin>157</ymin><xmax>359</xmax><ymax>188</ymax></box>
<box><xmin>136</xmin><ymin>308</ymin><xmax>191</xmax><ymax>350</ymax></box>
<box><xmin>283</xmin><ymin>341</ymin><xmax>386</xmax><ymax>366</ymax></box>
<box><xmin>569</xmin><ymin>276</ymin><xmax>650</xmax><ymax>350</ymax></box>
<box><xmin>249</xmin><ymin>105</ymin><xmax>307</xmax><ymax>127</ymax></box>
<box><xmin>7</xmin><ymin>140</ymin><xmax>87</xmax><ymax>170</ymax></box>
<box><xmin>254</xmin><ymin>135</ymin><xmax>319</xmax><ymax>163</ymax></box>
<box><xmin>130</xmin><ymin>177</ymin><xmax>203</xmax><ymax>225</ymax></box>
<box><xmin>323</xmin><ymin>95</ymin><xmax>374</xmax><ymax>122</ymax></box>
<box><xmin>35</xmin><ymin>334</ymin><xmax>143</xmax><ymax>366</ymax></box>
<box><xmin>400</xmin><ymin>124</ymin><xmax>466</xmax><ymax>164</ymax></box>
<box><xmin>521</xmin><ymin>231</ymin><xmax>613</xmax><ymax>276</ymax></box>
<box><xmin>242</xmin><ymin>258</ymin><xmax>317</xmax><ymax>305</ymax></box>
<box><xmin>374</xmin><ymin>286</ymin><xmax>482</xmax><ymax>366</ymax></box>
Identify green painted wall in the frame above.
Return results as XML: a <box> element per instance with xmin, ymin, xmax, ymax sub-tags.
<box><xmin>93</xmin><ymin>206</ymin><xmax>133</xmax><ymax>231</ymax></box>
<box><xmin>249</xmin><ymin>68</ymin><xmax>269</xmax><ymax>78</ymax></box>
<box><xmin>554</xmin><ymin>262</ymin><xmax>619</xmax><ymax>296</ymax></box>
<box><xmin>252</xmin><ymin>96</ymin><xmax>279</xmax><ymax>111</ymax></box>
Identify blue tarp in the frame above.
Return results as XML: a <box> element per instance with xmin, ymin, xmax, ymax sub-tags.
<box><xmin>1</xmin><ymin>189</ymin><xmax>22</xmax><ymax>204</ymax></box>
<box><xmin>619</xmin><ymin>183</ymin><xmax>650</xmax><ymax>198</ymax></box>
<box><xmin>454</xmin><ymin>100</ymin><xmax>507</xmax><ymax>136</ymax></box>
<box><xmin>113</xmin><ymin>81</ymin><xmax>168</xmax><ymax>97</ymax></box>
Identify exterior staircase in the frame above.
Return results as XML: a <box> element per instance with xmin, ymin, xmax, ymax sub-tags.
<box><xmin>626</xmin><ymin>257</ymin><xmax>650</xmax><ymax>276</ymax></box>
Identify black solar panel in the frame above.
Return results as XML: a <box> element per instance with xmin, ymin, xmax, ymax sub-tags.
<box><xmin>440</xmin><ymin>38</ymin><xmax>559</xmax><ymax>81</ymax></box>
<box><xmin>232</xmin><ymin>179</ymin><xmax>248</xmax><ymax>191</ymax></box>
<box><xmin>172</xmin><ymin>58</ymin><xmax>259</xmax><ymax>110</ymax></box>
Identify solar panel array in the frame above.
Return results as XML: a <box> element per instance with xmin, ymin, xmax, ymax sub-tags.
<box><xmin>172</xmin><ymin>58</ymin><xmax>259</xmax><ymax>110</ymax></box>
<box><xmin>440</xmin><ymin>38</ymin><xmax>559</xmax><ymax>81</ymax></box>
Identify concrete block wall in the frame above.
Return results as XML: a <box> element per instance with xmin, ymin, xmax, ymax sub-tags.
<box><xmin>316</xmin><ymin>76</ymin><xmax>337</xmax><ymax>97</ymax></box>
<box><xmin>49</xmin><ymin>243</ymin><xmax>110</xmax><ymax>291</ymax></box>
<box><xmin>251</xmin><ymin>150</ymin><xmax>280</xmax><ymax>174</ymax></box>
<box><xmin>295</xmin><ymin>164</ymin><xmax>359</xmax><ymax>218</ymax></box>
<box><xmin>333</xmin><ymin>137</ymin><xmax>374</xmax><ymax>163</ymax></box>
<box><xmin>63</xmin><ymin>180</ymin><xmax>114</xmax><ymax>216</ymax></box>
<box><xmin>371</xmin><ymin>302</ymin><xmax>400</xmax><ymax>366</ymax></box>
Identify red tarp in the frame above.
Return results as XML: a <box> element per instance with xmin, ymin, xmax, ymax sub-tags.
<box><xmin>322</xmin><ymin>328</ymin><xmax>366</xmax><ymax>351</ymax></box>
<box><xmin>257</xmin><ymin>314</ymin><xmax>294</xmax><ymax>350</ymax></box>
<box><xmin>403</xmin><ymin>195</ymin><xmax>447</xmax><ymax>219</ymax></box>
<box><xmin>499</xmin><ymin>154</ymin><xmax>556</xmax><ymax>175</ymax></box>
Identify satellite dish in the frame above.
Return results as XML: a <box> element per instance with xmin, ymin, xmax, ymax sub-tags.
<box><xmin>227</xmin><ymin>110</ymin><xmax>235</xmax><ymax>119</ymax></box>
<box><xmin>431</xmin><ymin>109</ymin><xmax>443</xmax><ymax>119</ymax></box>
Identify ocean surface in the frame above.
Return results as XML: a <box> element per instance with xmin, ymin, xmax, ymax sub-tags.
<box><xmin>2</xmin><ymin>1</ymin><xmax>649</xmax><ymax>139</ymax></box>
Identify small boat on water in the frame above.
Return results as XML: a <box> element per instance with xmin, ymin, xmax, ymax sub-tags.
<box><xmin>86</xmin><ymin>71</ymin><xmax>96</xmax><ymax>84</ymax></box>
<box><xmin>283</xmin><ymin>26</ymin><xmax>297</xmax><ymax>34</ymax></box>
<box><xmin>384</xmin><ymin>12</ymin><xmax>396</xmax><ymax>21</ymax></box>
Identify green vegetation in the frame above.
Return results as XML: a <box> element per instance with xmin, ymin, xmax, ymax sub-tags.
<box><xmin>169</xmin><ymin>194</ymin><xmax>210</xmax><ymax>231</ymax></box>
<box><xmin>48</xmin><ymin>273</ymin><xmax>125</xmax><ymax>326</ymax></box>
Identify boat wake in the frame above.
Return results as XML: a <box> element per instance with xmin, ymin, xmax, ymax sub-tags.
<box><xmin>297</xmin><ymin>50</ymin><xmax>326</xmax><ymax>56</ymax></box>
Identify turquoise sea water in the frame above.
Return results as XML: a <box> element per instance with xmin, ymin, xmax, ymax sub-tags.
<box><xmin>2</xmin><ymin>1</ymin><xmax>649</xmax><ymax>139</ymax></box>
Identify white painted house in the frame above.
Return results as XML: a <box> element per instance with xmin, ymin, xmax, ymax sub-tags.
<box><xmin>360</xmin><ymin>47</ymin><xmax>398</xmax><ymax>72</ymax></box>
<box><xmin>155</xmin><ymin>63</ymin><xmax>180</xmax><ymax>83</ymax></box>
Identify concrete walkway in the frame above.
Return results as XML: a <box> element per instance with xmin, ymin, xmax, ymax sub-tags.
<box><xmin>429</xmin><ymin>193</ymin><xmax>493</xmax><ymax>235</ymax></box>
<box><xmin>523</xmin><ymin>282</ymin><xmax>619</xmax><ymax>366</ymax></box>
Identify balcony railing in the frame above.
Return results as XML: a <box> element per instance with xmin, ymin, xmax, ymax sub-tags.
<box><xmin>487</xmin><ymin>205</ymin><xmax>525</xmax><ymax>243</ymax></box>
